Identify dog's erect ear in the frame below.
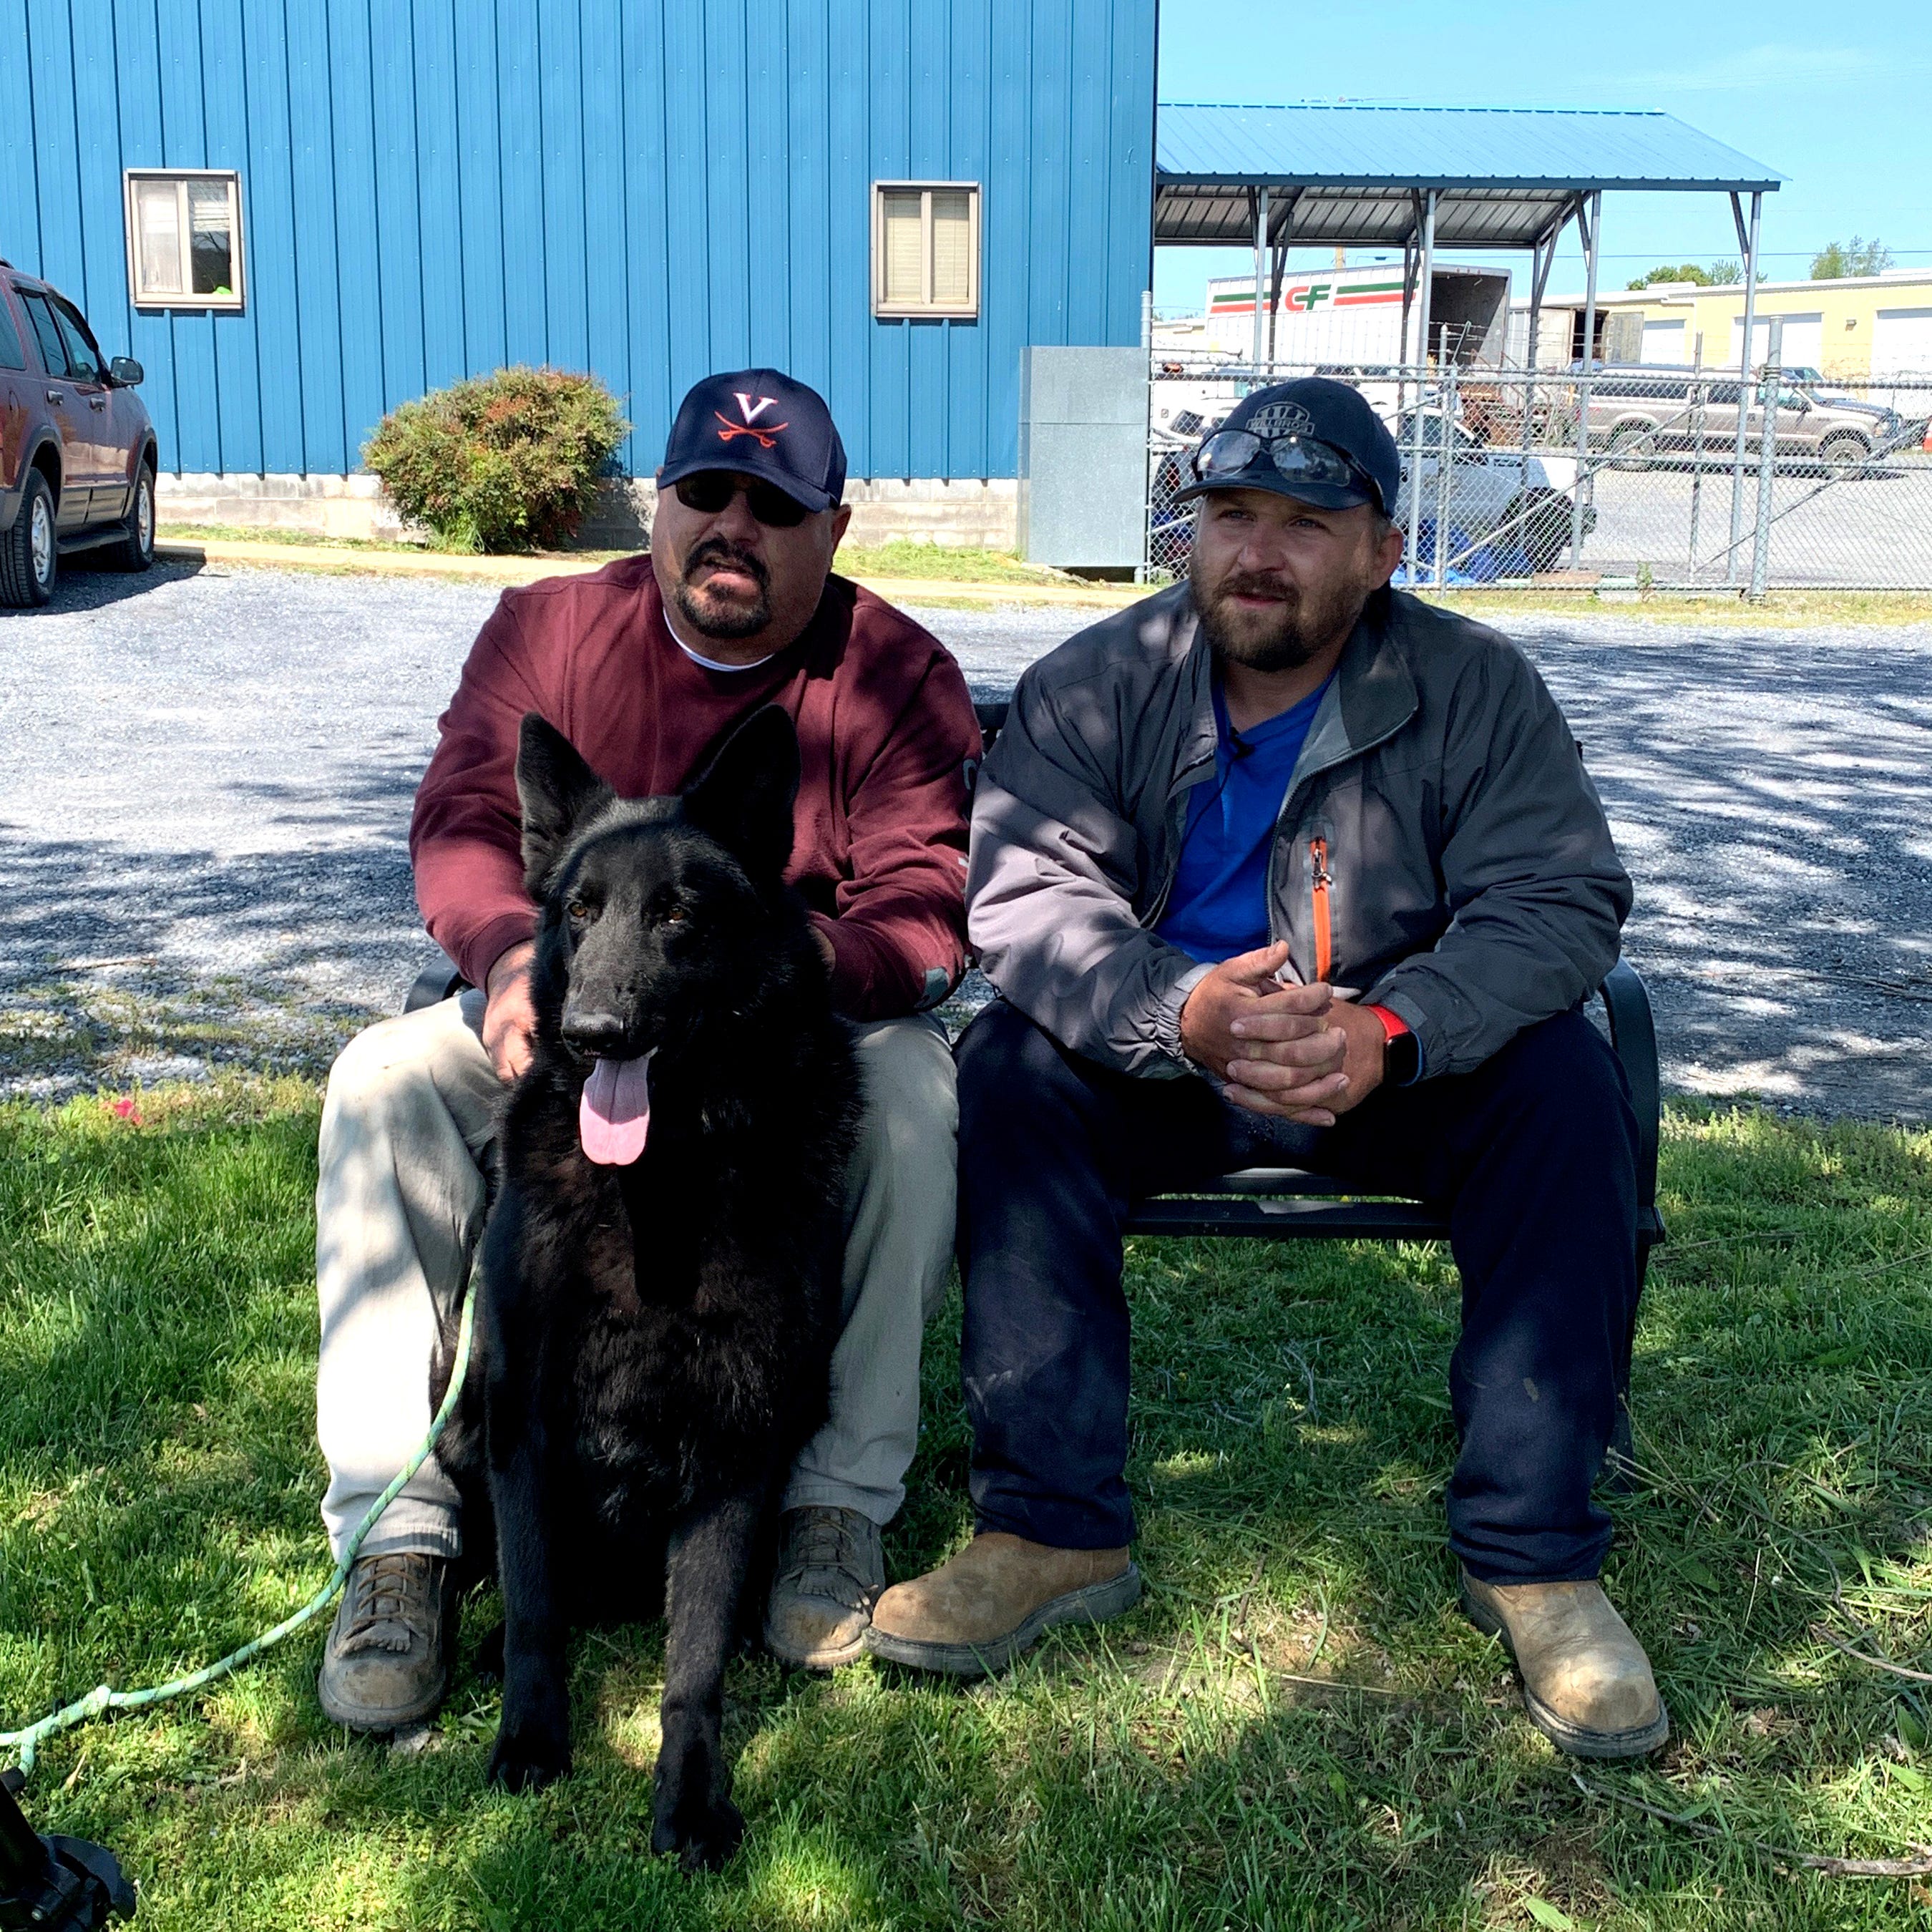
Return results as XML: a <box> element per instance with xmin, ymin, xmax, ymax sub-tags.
<box><xmin>517</xmin><ymin>713</ymin><xmax>615</xmax><ymax>894</ymax></box>
<box><xmin>681</xmin><ymin>705</ymin><xmax>800</xmax><ymax>882</ymax></box>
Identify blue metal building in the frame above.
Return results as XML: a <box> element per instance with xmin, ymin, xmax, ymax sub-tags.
<box><xmin>1</xmin><ymin>0</ymin><xmax>1158</xmax><ymax>484</ymax></box>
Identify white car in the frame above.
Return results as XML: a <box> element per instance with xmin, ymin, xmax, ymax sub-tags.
<box><xmin>1389</xmin><ymin>409</ymin><xmax>1591</xmax><ymax>572</ymax></box>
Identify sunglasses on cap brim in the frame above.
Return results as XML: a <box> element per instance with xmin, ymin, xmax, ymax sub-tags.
<box><xmin>1189</xmin><ymin>428</ymin><xmax>1382</xmax><ymax>512</ymax></box>
<box><xmin>672</xmin><ymin>471</ymin><xmax>814</xmax><ymax>528</ymax></box>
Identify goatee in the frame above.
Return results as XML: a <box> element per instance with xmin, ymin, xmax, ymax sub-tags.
<box><xmin>675</xmin><ymin>539</ymin><xmax>773</xmax><ymax>640</ymax></box>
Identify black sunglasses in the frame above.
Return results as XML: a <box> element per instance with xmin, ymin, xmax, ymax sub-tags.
<box><xmin>1191</xmin><ymin>428</ymin><xmax>1383</xmax><ymax>512</ymax></box>
<box><xmin>672</xmin><ymin>471</ymin><xmax>812</xmax><ymax>528</ymax></box>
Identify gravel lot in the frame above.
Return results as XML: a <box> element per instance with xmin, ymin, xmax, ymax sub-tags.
<box><xmin>3</xmin><ymin>560</ymin><xmax>1927</xmax><ymax>1121</ymax></box>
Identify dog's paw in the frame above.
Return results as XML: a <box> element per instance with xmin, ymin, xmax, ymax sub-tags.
<box><xmin>651</xmin><ymin>1793</ymin><xmax>745</xmax><ymax>1873</ymax></box>
<box><xmin>487</xmin><ymin>1722</ymin><xmax>571</xmax><ymax>1792</ymax></box>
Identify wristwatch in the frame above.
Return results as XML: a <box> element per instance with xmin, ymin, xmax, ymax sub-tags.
<box><xmin>1366</xmin><ymin>1004</ymin><xmax>1421</xmax><ymax>1086</ymax></box>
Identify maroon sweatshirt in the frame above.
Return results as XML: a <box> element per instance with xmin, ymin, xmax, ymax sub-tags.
<box><xmin>410</xmin><ymin>555</ymin><xmax>981</xmax><ymax>1019</ymax></box>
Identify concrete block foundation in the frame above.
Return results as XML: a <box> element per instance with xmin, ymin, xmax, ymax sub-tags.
<box><xmin>158</xmin><ymin>473</ymin><xmax>1020</xmax><ymax>552</ymax></box>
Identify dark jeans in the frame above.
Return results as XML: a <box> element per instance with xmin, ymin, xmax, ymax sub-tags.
<box><xmin>955</xmin><ymin>1000</ymin><xmax>1641</xmax><ymax>1584</ymax></box>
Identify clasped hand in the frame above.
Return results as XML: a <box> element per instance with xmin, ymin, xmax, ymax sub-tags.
<box><xmin>1177</xmin><ymin>942</ymin><xmax>1384</xmax><ymax>1126</ymax></box>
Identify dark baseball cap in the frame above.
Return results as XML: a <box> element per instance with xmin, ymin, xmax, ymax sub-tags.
<box><xmin>1177</xmin><ymin>376</ymin><xmax>1400</xmax><ymax>518</ymax></box>
<box><xmin>658</xmin><ymin>368</ymin><xmax>847</xmax><ymax>514</ymax></box>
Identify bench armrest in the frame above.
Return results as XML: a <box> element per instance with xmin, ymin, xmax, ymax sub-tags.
<box><xmin>1597</xmin><ymin>958</ymin><xmax>1661</xmax><ymax>1219</ymax></box>
<box><xmin>404</xmin><ymin>953</ymin><xmax>469</xmax><ymax>1015</ymax></box>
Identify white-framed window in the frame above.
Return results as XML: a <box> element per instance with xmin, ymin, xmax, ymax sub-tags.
<box><xmin>125</xmin><ymin>170</ymin><xmax>245</xmax><ymax>309</ymax></box>
<box><xmin>872</xmin><ymin>181</ymin><xmax>980</xmax><ymax>319</ymax></box>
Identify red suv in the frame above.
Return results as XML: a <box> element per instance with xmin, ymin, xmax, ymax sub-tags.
<box><xmin>0</xmin><ymin>260</ymin><xmax>160</xmax><ymax>606</ymax></box>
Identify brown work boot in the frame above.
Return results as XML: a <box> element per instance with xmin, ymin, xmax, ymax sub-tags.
<box><xmin>763</xmin><ymin>1506</ymin><xmax>884</xmax><ymax>1670</ymax></box>
<box><xmin>318</xmin><ymin>1551</ymin><xmax>457</xmax><ymax>1732</ymax></box>
<box><xmin>864</xmin><ymin>1532</ymin><xmax>1140</xmax><ymax>1677</ymax></box>
<box><xmin>1462</xmin><ymin>1570</ymin><xmax>1669</xmax><ymax>1759</ymax></box>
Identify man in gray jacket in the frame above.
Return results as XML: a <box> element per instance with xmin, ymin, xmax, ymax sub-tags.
<box><xmin>867</xmin><ymin>379</ymin><xmax>1668</xmax><ymax>1760</ymax></box>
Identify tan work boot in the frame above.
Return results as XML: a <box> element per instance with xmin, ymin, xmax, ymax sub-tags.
<box><xmin>763</xmin><ymin>1506</ymin><xmax>884</xmax><ymax>1670</ymax></box>
<box><xmin>1462</xmin><ymin>1570</ymin><xmax>1669</xmax><ymax>1758</ymax></box>
<box><xmin>318</xmin><ymin>1551</ymin><xmax>457</xmax><ymax>1732</ymax></box>
<box><xmin>864</xmin><ymin>1532</ymin><xmax>1140</xmax><ymax>1677</ymax></box>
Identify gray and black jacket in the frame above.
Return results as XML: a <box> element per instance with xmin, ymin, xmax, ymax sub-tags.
<box><xmin>966</xmin><ymin>581</ymin><xmax>1632</xmax><ymax>1080</ymax></box>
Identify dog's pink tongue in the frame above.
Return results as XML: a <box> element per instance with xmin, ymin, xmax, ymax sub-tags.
<box><xmin>578</xmin><ymin>1051</ymin><xmax>654</xmax><ymax>1166</ymax></box>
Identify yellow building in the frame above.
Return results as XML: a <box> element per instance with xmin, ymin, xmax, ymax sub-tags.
<box><xmin>1518</xmin><ymin>273</ymin><xmax>1932</xmax><ymax>381</ymax></box>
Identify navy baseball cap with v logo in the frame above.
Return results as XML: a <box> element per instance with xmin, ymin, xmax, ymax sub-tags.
<box><xmin>658</xmin><ymin>368</ymin><xmax>848</xmax><ymax>514</ymax></box>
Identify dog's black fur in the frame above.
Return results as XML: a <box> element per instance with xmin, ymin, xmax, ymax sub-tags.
<box><xmin>432</xmin><ymin>704</ymin><xmax>862</xmax><ymax>1870</ymax></box>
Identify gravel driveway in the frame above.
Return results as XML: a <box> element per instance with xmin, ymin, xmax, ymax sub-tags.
<box><xmin>3</xmin><ymin>560</ymin><xmax>1927</xmax><ymax>1121</ymax></box>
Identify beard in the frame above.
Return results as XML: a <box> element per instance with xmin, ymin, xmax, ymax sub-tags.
<box><xmin>1189</xmin><ymin>554</ymin><xmax>1375</xmax><ymax>673</ymax></box>
<box><xmin>673</xmin><ymin>537</ymin><xmax>772</xmax><ymax>640</ymax></box>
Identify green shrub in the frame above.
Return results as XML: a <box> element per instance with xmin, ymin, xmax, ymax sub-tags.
<box><xmin>361</xmin><ymin>365</ymin><xmax>630</xmax><ymax>552</ymax></box>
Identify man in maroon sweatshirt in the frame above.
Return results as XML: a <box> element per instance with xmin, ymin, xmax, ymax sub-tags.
<box><xmin>312</xmin><ymin>371</ymin><xmax>981</xmax><ymax>1731</ymax></box>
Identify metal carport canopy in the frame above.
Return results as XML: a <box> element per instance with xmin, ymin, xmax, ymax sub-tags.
<box><xmin>1154</xmin><ymin>103</ymin><xmax>1782</xmax><ymax>248</ymax></box>
<box><xmin>1153</xmin><ymin>104</ymin><xmax>1787</xmax><ymax>590</ymax></box>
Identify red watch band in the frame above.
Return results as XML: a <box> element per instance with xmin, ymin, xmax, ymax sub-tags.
<box><xmin>1365</xmin><ymin>1003</ymin><xmax>1410</xmax><ymax>1042</ymax></box>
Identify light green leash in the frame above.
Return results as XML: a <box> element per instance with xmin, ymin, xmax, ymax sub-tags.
<box><xmin>1</xmin><ymin>1277</ymin><xmax>479</xmax><ymax>1779</ymax></box>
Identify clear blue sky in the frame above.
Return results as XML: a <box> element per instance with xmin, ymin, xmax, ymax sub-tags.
<box><xmin>1153</xmin><ymin>0</ymin><xmax>1932</xmax><ymax>313</ymax></box>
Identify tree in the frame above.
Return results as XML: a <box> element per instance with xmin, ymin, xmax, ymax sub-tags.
<box><xmin>1811</xmin><ymin>235</ymin><xmax>1893</xmax><ymax>280</ymax></box>
<box><xmin>1624</xmin><ymin>261</ymin><xmax>1745</xmax><ymax>291</ymax></box>
<box><xmin>1626</xmin><ymin>263</ymin><xmax>1714</xmax><ymax>290</ymax></box>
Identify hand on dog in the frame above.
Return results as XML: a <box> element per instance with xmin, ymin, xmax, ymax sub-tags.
<box><xmin>483</xmin><ymin>939</ymin><xmax>539</xmax><ymax>1084</ymax></box>
<box><xmin>810</xmin><ymin>917</ymin><xmax>838</xmax><ymax>975</ymax></box>
<box><xmin>1179</xmin><ymin>942</ymin><xmax>1350</xmax><ymax>1125</ymax></box>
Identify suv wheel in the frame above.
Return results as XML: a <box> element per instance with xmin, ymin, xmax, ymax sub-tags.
<box><xmin>1819</xmin><ymin>433</ymin><xmax>1868</xmax><ymax>479</ymax></box>
<box><xmin>0</xmin><ymin>469</ymin><xmax>58</xmax><ymax>608</ymax></box>
<box><xmin>114</xmin><ymin>461</ymin><xmax>157</xmax><ymax>572</ymax></box>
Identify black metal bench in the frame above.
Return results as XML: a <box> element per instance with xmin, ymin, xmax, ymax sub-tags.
<box><xmin>403</xmin><ymin>696</ymin><xmax>1664</xmax><ymax>1284</ymax></box>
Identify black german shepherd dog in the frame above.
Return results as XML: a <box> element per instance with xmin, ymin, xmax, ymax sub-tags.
<box><xmin>434</xmin><ymin>704</ymin><xmax>862</xmax><ymax>1870</ymax></box>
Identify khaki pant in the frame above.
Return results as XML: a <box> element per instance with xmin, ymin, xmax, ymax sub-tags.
<box><xmin>315</xmin><ymin>990</ymin><xmax>957</xmax><ymax>1561</ymax></box>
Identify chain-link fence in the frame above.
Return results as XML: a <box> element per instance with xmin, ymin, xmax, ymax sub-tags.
<box><xmin>1148</xmin><ymin>352</ymin><xmax>1932</xmax><ymax>590</ymax></box>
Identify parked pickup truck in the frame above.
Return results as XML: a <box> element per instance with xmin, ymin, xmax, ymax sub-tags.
<box><xmin>0</xmin><ymin>259</ymin><xmax>159</xmax><ymax>606</ymax></box>
<box><xmin>1571</xmin><ymin>365</ymin><xmax>1908</xmax><ymax>476</ymax></box>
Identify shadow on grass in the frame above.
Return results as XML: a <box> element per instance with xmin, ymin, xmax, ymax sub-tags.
<box><xmin>1</xmin><ymin>1089</ymin><xmax>1928</xmax><ymax>1928</ymax></box>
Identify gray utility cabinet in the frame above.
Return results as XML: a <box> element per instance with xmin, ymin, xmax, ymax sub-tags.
<box><xmin>1017</xmin><ymin>346</ymin><xmax>1149</xmax><ymax>570</ymax></box>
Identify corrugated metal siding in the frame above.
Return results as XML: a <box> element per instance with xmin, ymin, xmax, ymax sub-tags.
<box><xmin>4</xmin><ymin>0</ymin><xmax>1156</xmax><ymax>482</ymax></box>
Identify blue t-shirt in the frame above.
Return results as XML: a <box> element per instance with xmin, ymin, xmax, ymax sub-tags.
<box><xmin>1156</xmin><ymin>678</ymin><xmax>1332</xmax><ymax>964</ymax></box>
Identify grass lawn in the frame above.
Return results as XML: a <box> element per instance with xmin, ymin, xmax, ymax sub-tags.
<box><xmin>147</xmin><ymin>523</ymin><xmax>1932</xmax><ymax>623</ymax></box>
<box><xmin>2</xmin><ymin>1081</ymin><xmax>1929</xmax><ymax>1929</ymax></box>
<box><xmin>833</xmin><ymin>542</ymin><xmax>1079</xmax><ymax>587</ymax></box>
<box><xmin>1418</xmin><ymin>588</ymin><xmax>1932</xmax><ymax>628</ymax></box>
<box><xmin>152</xmin><ymin>522</ymin><xmax>486</xmax><ymax>555</ymax></box>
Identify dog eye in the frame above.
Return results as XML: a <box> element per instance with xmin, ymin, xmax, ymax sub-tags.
<box><xmin>566</xmin><ymin>899</ymin><xmax>591</xmax><ymax>922</ymax></box>
<box><xmin>660</xmin><ymin>907</ymin><xmax>686</xmax><ymax>925</ymax></box>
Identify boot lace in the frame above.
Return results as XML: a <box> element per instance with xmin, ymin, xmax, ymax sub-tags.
<box><xmin>340</xmin><ymin>1551</ymin><xmax>436</xmax><ymax>1652</ymax></box>
<box><xmin>776</xmin><ymin>1508</ymin><xmax>879</xmax><ymax>1610</ymax></box>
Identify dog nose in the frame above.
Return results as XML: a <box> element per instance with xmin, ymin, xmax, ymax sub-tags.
<box><xmin>561</xmin><ymin>1007</ymin><xmax>629</xmax><ymax>1055</ymax></box>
